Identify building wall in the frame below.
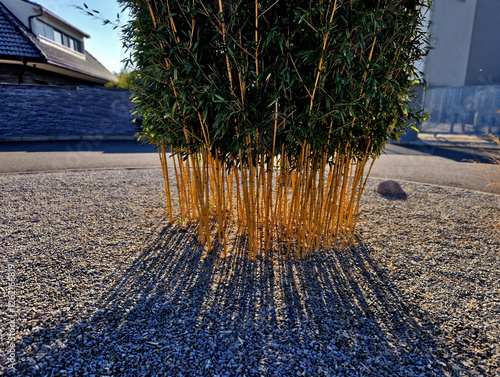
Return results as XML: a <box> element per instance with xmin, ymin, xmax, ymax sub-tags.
<box><xmin>32</xmin><ymin>12</ymin><xmax>84</xmax><ymax>41</ymax></box>
<box><xmin>465</xmin><ymin>0</ymin><xmax>500</xmax><ymax>86</ymax></box>
<box><xmin>424</xmin><ymin>0</ymin><xmax>477</xmax><ymax>87</ymax></box>
<box><xmin>0</xmin><ymin>84</ymin><xmax>138</xmax><ymax>140</ymax></box>
<box><xmin>417</xmin><ymin>1</ymin><xmax>500</xmax><ymax>135</ymax></box>
<box><xmin>2</xmin><ymin>0</ymin><xmax>87</xmax><ymax>46</ymax></box>
<box><xmin>1</xmin><ymin>0</ymin><xmax>38</xmax><ymax>28</ymax></box>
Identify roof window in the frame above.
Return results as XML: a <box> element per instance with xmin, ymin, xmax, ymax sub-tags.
<box><xmin>39</xmin><ymin>21</ymin><xmax>84</xmax><ymax>54</ymax></box>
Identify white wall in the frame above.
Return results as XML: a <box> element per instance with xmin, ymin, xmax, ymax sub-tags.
<box><xmin>33</xmin><ymin>14</ymin><xmax>84</xmax><ymax>41</ymax></box>
<box><xmin>3</xmin><ymin>0</ymin><xmax>85</xmax><ymax>40</ymax></box>
<box><xmin>424</xmin><ymin>0</ymin><xmax>478</xmax><ymax>87</ymax></box>
<box><xmin>1</xmin><ymin>0</ymin><xmax>40</xmax><ymax>28</ymax></box>
<box><xmin>465</xmin><ymin>0</ymin><xmax>500</xmax><ymax>86</ymax></box>
<box><xmin>414</xmin><ymin>4</ymin><xmax>432</xmax><ymax>81</ymax></box>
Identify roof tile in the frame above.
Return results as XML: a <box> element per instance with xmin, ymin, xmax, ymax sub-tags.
<box><xmin>0</xmin><ymin>3</ymin><xmax>43</xmax><ymax>59</ymax></box>
<box><xmin>0</xmin><ymin>2</ymin><xmax>115</xmax><ymax>82</ymax></box>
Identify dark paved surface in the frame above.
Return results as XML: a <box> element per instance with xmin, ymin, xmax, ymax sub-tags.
<box><xmin>384</xmin><ymin>142</ymin><xmax>494</xmax><ymax>163</ymax></box>
<box><xmin>0</xmin><ymin>140</ymin><xmax>160</xmax><ymax>173</ymax></box>
<box><xmin>0</xmin><ymin>140</ymin><xmax>498</xmax><ymax>194</ymax></box>
<box><xmin>370</xmin><ymin>142</ymin><xmax>499</xmax><ymax>194</ymax></box>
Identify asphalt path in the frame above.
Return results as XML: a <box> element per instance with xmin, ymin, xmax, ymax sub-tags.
<box><xmin>0</xmin><ymin>140</ymin><xmax>498</xmax><ymax>194</ymax></box>
<box><xmin>369</xmin><ymin>143</ymin><xmax>500</xmax><ymax>195</ymax></box>
<box><xmin>0</xmin><ymin>140</ymin><xmax>159</xmax><ymax>173</ymax></box>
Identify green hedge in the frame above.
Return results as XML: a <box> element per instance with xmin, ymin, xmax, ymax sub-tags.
<box><xmin>118</xmin><ymin>0</ymin><xmax>430</xmax><ymax>257</ymax></box>
<box><xmin>121</xmin><ymin>0</ymin><xmax>429</xmax><ymax>162</ymax></box>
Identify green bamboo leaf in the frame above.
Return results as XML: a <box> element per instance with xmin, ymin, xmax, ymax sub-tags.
<box><xmin>214</xmin><ymin>94</ymin><xmax>225</xmax><ymax>103</ymax></box>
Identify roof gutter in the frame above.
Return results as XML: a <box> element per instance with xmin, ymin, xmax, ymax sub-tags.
<box><xmin>28</xmin><ymin>7</ymin><xmax>44</xmax><ymax>33</ymax></box>
<box><xmin>44</xmin><ymin>60</ymin><xmax>111</xmax><ymax>84</ymax></box>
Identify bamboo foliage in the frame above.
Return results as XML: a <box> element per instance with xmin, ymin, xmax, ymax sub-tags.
<box><xmin>121</xmin><ymin>0</ymin><xmax>430</xmax><ymax>259</ymax></box>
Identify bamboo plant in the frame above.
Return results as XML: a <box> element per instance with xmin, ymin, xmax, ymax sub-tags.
<box><xmin>120</xmin><ymin>0</ymin><xmax>430</xmax><ymax>259</ymax></box>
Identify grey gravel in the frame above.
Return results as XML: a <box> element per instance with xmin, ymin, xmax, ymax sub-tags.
<box><xmin>0</xmin><ymin>168</ymin><xmax>499</xmax><ymax>376</ymax></box>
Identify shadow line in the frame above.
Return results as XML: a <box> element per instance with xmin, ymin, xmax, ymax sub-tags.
<box><xmin>14</xmin><ymin>225</ymin><xmax>471</xmax><ymax>376</ymax></box>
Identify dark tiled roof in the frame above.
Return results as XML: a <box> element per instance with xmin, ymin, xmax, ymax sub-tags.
<box><xmin>33</xmin><ymin>38</ymin><xmax>117</xmax><ymax>82</ymax></box>
<box><xmin>0</xmin><ymin>2</ymin><xmax>43</xmax><ymax>59</ymax></box>
<box><xmin>0</xmin><ymin>1</ymin><xmax>116</xmax><ymax>83</ymax></box>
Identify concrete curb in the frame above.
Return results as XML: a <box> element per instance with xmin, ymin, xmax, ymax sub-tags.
<box><xmin>2</xmin><ymin>134</ymin><xmax>498</xmax><ymax>150</ymax></box>
<box><xmin>393</xmin><ymin>140</ymin><xmax>500</xmax><ymax>150</ymax></box>
<box><xmin>367</xmin><ymin>176</ymin><xmax>500</xmax><ymax>197</ymax></box>
<box><xmin>393</xmin><ymin>133</ymin><xmax>499</xmax><ymax>150</ymax></box>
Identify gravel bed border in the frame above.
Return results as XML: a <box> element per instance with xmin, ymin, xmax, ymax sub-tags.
<box><xmin>0</xmin><ymin>168</ymin><xmax>498</xmax><ymax>376</ymax></box>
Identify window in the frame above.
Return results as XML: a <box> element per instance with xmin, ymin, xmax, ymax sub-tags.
<box><xmin>74</xmin><ymin>40</ymin><xmax>83</xmax><ymax>53</ymax></box>
<box><xmin>38</xmin><ymin>21</ymin><xmax>84</xmax><ymax>54</ymax></box>
<box><xmin>40</xmin><ymin>22</ymin><xmax>54</xmax><ymax>40</ymax></box>
<box><xmin>53</xmin><ymin>29</ymin><xmax>62</xmax><ymax>44</ymax></box>
<box><xmin>62</xmin><ymin>34</ymin><xmax>70</xmax><ymax>48</ymax></box>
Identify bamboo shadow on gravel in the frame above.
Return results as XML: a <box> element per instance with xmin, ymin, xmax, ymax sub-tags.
<box><xmin>14</xmin><ymin>224</ymin><xmax>470</xmax><ymax>376</ymax></box>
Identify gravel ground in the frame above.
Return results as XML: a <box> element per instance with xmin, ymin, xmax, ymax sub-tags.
<box><xmin>0</xmin><ymin>168</ymin><xmax>499</xmax><ymax>376</ymax></box>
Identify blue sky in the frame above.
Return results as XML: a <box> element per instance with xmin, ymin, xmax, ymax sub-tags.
<box><xmin>33</xmin><ymin>0</ymin><xmax>129</xmax><ymax>74</ymax></box>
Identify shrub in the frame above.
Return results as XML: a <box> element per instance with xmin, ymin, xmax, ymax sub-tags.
<box><xmin>120</xmin><ymin>0</ymin><xmax>430</xmax><ymax>259</ymax></box>
<box><xmin>105</xmin><ymin>70</ymin><xmax>134</xmax><ymax>89</ymax></box>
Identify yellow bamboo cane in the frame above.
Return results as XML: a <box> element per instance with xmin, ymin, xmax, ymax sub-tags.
<box><xmin>158</xmin><ymin>142</ymin><xmax>173</xmax><ymax>223</ymax></box>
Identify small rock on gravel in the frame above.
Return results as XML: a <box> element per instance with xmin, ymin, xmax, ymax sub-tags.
<box><xmin>377</xmin><ymin>180</ymin><xmax>407</xmax><ymax>197</ymax></box>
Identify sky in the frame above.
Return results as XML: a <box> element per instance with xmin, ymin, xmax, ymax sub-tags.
<box><xmin>32</xmin><ymin>0</ymin><xmax>129</xmax><ymax>74</ymax></box>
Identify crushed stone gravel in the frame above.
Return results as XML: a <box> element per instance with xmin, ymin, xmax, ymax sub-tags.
<box><xmin>0</xmin><ymin>168</ymin><xmax>499</xmax><ymax>376</ymax></box>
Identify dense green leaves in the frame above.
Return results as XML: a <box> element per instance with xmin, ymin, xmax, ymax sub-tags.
<box><xmin>120</xmin><ymin>0</ymin><xmax>429</xmax><ymax>162</ymax></box>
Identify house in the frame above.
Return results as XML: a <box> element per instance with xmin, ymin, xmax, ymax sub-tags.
<box><xmin>418</xmin><ymin>0</ymin><xmax>500</xmax><ymax>136</ymax></box>
<box><xmin>0</xmin><ymin>0</ymin><xmax>136</xmax><ymax>141</ymax></box>
<box><xmin>0</xmin><ymin>0</ymin><xmax>116</xmax><ymax>85</ymax></box>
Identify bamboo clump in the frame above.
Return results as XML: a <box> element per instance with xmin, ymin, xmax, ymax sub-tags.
<box><xmin>123</xmin><ymin>0</ymin><xmax>429</xmax><ymax>259</ymax></box>
<box><xmin>157</xmin><ymin>144</ymin><xmax>376</xmax><ymax>259</ymax></box>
